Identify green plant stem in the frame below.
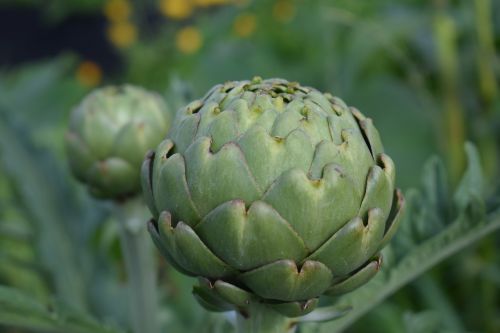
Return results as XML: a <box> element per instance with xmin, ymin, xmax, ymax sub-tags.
<box><xmin>434</xmin><ymin>8</ymin><xmax>466</xmax><ymax>185</ymax></box>
<box><xmin>236</xmin><ymin>303</ymin><xmax>296</xmax><ymax>333</ymax></box>
<box><xmin>474</xmin><ymin>0</ymin><xmax>498</xmax><ymax>107</ymax></box>
<box><xmin>115</xmin><ymin>198</ymin><xmax>159</xmax><ymax>333</ymax></box>
<box><xmin>473</xmin><ymin>0</ymin><xmax>498</xmax><ymax>181</ymax></box>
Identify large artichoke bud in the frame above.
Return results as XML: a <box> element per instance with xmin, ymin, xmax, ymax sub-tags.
<box><xmin>67</xmin><ymin>85</ymin><xmax>171</xmax><ymax>199</ymax></box>
<box><xmin>142</xmin><ymin>78</ymin><xmax>404</xmax><ymax>317</ymax></box>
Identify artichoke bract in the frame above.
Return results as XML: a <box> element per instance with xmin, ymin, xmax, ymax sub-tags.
<box><xmin>67</xmin><ymin>85</ymin><xmax>171</xmax><ymax>199</ymax></box>
<box><xmin>142</xmin><ymin>78</ymin><xmax>405</xmax><ymax>317</ymax></box>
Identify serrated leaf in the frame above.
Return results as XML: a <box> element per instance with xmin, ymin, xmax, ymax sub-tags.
<box><xmin>420</xmin><ymin>156</ymin><xmax>451</xmax><ymax>224</ymax></box>
<box><xmin>454</xmin><ymin>143</ymin><xmax>485</xmax><ymax>213</ymax></box>
<box><xmin>0</xmin><ymin>285</ymin><xmax>123</xmax><ymax>333</ymax></box>
<box><xmin>0</xmin><ymin>113</ymin><xmax>88</xmax><ymax>309</ymax></box>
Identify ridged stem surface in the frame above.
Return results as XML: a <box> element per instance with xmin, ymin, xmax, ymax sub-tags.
<box><xmin>116</xmin><ymin>198</ymin><xmax>159</xmax><ymax>333</ymax></box>
<box><xmin>236</xmin><ymin>303</ymin><xmax>296</xmax><ymax>333</ymax></box>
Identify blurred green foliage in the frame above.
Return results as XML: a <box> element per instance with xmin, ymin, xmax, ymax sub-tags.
<box><xmin>0</xmin><ymin>0</ymin><xmax>499</xmax><ymax>332</ymax></box>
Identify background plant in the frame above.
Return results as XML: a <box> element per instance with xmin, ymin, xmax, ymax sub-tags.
<box><xmin>0</xmin><ymin>0</ymin><xmax>499</xmax><ymax>332</ymax></box>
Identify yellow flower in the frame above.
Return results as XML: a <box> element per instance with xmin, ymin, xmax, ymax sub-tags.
<box><xmin>176</xmin><ymin>26</ymin><xmax>203</xmax><ymax>54</ymax></box>
<box><xmin>273</xmin><ymin>0</ymin><xmax>295</xmax><ymax>23</ymax></box>
<box><xmin>107</xmin><ymin>21</ymin><xmax>137</xmax><ymax>48</ymax></box>
<box><xmin>159</xmin><ymin>0</ymin><xmax>193</xmax><ymax>20</ymax></box>
<box><xmin>103</xmin><ymin>0</ymin><xmax>131</xmax><ymax>23</ymax></box>
<box><xmin>233</xmin><ymin>13</ymin><xmax>256</xmax><ymax>38</ymax></box>
<box><xmin>76</xmin><ymin>61</ymin><xmax>102</xmax><ymax>87</ymax></box>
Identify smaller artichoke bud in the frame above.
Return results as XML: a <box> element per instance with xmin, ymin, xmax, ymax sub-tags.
<box><xmin>66</xmin><ymin>85</ymin><xmax>171</xmax><ymax>199</ymax></box>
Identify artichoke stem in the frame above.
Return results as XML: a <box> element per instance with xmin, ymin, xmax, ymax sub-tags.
<box><xmin>236</xmin><ymin>303</ymin><xmax>296</xmax><ymax>333</ymax></box>
<box><xmin>116</xmin><ymin>198</ymin><xmax>159</xmax><ymax>333</ymax></box>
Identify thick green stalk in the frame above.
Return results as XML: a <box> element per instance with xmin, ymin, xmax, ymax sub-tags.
<box><xmin>236</xmin><ymin>303</ymin><xmax>296</xmax><ymax>333</ymax></box>
<box><xmin>433</xmin><ymin>9</ymin><xmax>466</xmax><ymax>185</ymax></box>
<box><xmin>115</xmin><ymin>198</ymin><xmax>159</xmax><ymax>333</ymax></box>
<box><xmin>474</xmin><ymin>0</ymin><xmax>498</xmax><ymax>107</ymax></box>
<box><xmin>473</xmin><ymin>0</ymin><xmax>498</xmax><ymax>181</ymax></box>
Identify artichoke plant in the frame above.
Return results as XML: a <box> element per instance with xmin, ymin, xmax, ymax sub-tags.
<box><xmin>142</xmin><ymin>78</ymin><xmax>404</xmax><ymax>323</ymax></box>
<box><xmin>66</xmin><ymin>85</ymin><xmax>171</xmax><ymax>199</ymax></box>
<box><xmin>66</xmin><ymin>85</ymin><xmax>171</xmax><ymax>333</ymax></box>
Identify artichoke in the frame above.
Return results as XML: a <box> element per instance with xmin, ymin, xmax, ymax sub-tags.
<box><xmin>67</xmin><ymin>85</ymin><xmax>171</xmax><ymax>199</ymax></box>
<box><xmin>142</xmin><ymin>78</ymin><xmax>405</xmax><ymax>317</ymax></box>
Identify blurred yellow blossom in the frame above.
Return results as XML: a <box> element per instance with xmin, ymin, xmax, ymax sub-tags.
<box><xmin>176</xmin><ymin>26</ymin><xmax>203</xmax><ymax>54</ymax></box>
<box><xmin>76</xmin><ymin>61</ymin><xmax>102</xmax><ymax>87</ymax></box>
<box><xmin>107</xmin><ymin>21</ymin><xmax>137</xmax><ymax>48</ymax></box>
<box><xmin>103</xmin><ymin>0</ymin><xmax>131</xmax><ymax>22</ymax></box>
<box><xmin>273</xmin><ymin>0</ymin><xmax>295</xmax><ymax>23</ymax></box>
<box><xmin>159</xmin><ymin>0</ymin><xmax>193</xmax><ymax>20</ymax></box>
<box><xmin>233</xmin><ymin>13</ymin><xmax>256</xmax><ymax>38</ymax></box>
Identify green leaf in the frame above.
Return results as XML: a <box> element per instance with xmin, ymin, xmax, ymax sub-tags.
<box><xmin>0</xmin><ymin>285</ymin><xmax>123</xmax><ymax>333</ymax></box>
<box><xmin>403</xmin><ymin>311</ymin><xmax>444</xmax><ymax>333</ymax></box>
<box><xmin>420</xmin><ymin>156</ymin><xmax>451</xmax><ymax>223</ymax></box>
<box><xmin>454</xmin><ymin>143</ymin><xmax>485</xmax><ymax>214</ymax></box>
<box><xmin>0</xmin><ymin>113</ymin><xmax>88</xmax><ymax>309</ymax></box>
<box><xmin>0</xmin><ymin>107</ymin><xmax>129</xmax><ymax>326</ymax></box>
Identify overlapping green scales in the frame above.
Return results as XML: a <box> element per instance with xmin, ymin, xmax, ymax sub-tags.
<box><xmin>307</xmin><ymin>208</ymin><xmax>386</xmax><ymax>277</ymax></box>
<box><xmin>145</xmin><ymin>78</ymin><xmax>404</xmax><ymax>310</ymax></box>
<box><xmin>195</xmin><ymin>200</ymin><xmax>308</xmax><ymax>270</ymax></box>
<box><xmin>67</xmin><ymin>85</ymin><xmax>172</xmax><ymax>199</ymax></box>
<box><xmin>262</xmin><ymin>165</ymin><xmax>360</xmax><ymax>251</ymax></box>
